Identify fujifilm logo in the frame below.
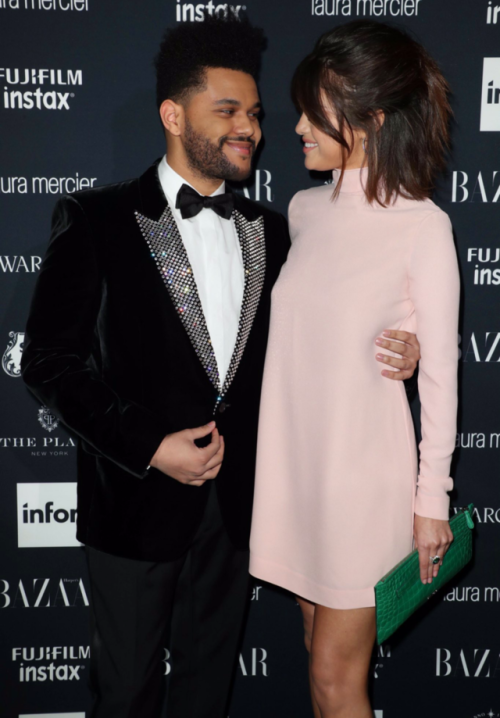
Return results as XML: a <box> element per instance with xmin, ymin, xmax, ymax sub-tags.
<box><xmin>13</xmin><ymin>646</ymin><xmax>89</xmax><ymax>684</ymax></box>
<box><xmin>176</xmin><ymin>1</ymin><xmax>245</xmax><ymax>21</ymax></box>
<box><xmin>480</xmin><ymin>58</ymin><xmax>500</xmax><ymax>131</ymax></box>
<box><xmin>1</xmin><ymin>68</ymin><xmax>82</xmax><ymax>111</ymax></box>
<box><xmin>487</xmin><ymin>1</ymin><xmax>500</xmax><ymax>24</ymax></box>
<box><xmin>17</xmin><ymin>483</ymin><xmax>80</xmax><ymax>548</ymax></box>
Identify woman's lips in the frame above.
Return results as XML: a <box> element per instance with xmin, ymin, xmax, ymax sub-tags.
<box><xmin>303</xmin><ymin>141</ymin><xmax>319</xmax><ymax>154</ymax></box>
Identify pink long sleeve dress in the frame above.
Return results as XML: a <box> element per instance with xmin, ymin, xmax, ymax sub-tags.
<box><xmin>249</xmin><ymin>168</ymin><xmax>460</xmax><ymax>610</ymax></box>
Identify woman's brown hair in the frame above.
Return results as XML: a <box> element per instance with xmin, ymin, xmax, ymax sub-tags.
<box><xmin>292</xmin><ymin>20</ymin><xmax>452</xmax><ymax>206</ymax></box>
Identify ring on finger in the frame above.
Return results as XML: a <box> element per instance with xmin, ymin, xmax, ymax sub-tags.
<box><xmin>429</xmin><ymin>555</ymin><xmax>441</xmax><ymax>565</ymax></box>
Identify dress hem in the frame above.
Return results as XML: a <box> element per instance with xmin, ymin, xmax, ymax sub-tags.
<box><xmin>249</xmin><ymin>555</ymin><xmax>376</xmax><ymax>610</ymax></box>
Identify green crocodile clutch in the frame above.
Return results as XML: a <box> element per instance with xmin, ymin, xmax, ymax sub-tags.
<box><xmin>375</xmin><ymin>504</ymin><xmax>475</xmax><ymax>645</ymax></box>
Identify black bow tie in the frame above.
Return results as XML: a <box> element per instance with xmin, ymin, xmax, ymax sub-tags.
<box><xmin>176</xmin><ymin>183</ymin><xmax>235</xmax><ymax>221</ymax></box>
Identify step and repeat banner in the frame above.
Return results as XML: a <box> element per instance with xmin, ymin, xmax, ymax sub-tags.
<box><xmin>0</xmin><ymin>1</ymin><xmax>499</xmax><ymax>717</ymax></box>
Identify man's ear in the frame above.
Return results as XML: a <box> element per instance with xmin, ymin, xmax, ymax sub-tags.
<box><xmin>159</xmin><ymin>99</ymin><xmax>184</xmax><ymax>137</ymax></box>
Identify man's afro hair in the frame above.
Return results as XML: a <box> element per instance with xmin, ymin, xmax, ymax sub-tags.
<box><xmin>155</xmin><ymin>14</ymin><xmax>266</xmax><ymax>108</ymax></box>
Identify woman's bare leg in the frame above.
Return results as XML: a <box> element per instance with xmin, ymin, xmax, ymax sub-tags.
<box><xmin>309</xmin><ymin>605</ymin><xmax>376</xmax><ymax>717</ymax></box>
<box><xmin>296</xmin><ymin>596</ymin><xmax>321</xmax><ymax>718</ymax></box>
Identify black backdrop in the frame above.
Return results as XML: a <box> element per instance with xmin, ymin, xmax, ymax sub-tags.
<box><xmin>1</xmin><ymin>1</ymin><xmax>499</xmax><ymax>717</ymax></box>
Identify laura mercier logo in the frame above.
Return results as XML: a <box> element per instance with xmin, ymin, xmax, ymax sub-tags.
<box><xmin>0</xmin><ymin>0</ymin><xmax>89</xmax><ymax>9</ymax></box>
<box><xmin>311</xmin><ymin>0</ymin><xmax>422</xmax><ymax>17</ymax></box>
<box><xmin>481</xmin><ymin>58</ymin><xmax>500</xmax><ymax>131</ymax></box>
<box><xmin>1</xmin><ymin>68</ymin><xmax>83</xmax><ymax>111</ymax></box>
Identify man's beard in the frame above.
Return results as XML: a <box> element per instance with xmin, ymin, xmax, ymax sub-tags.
<box><xmin>183</xmin><ymin>118</ymin><xmax>254</xmax><ymax>182</ymax></box>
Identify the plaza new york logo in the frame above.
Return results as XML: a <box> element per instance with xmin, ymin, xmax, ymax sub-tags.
<box><xmin>38</xmin><ymin>406</ymin><xmax>59</xmax><ymax>433</ymax></box>
<box><xmin>176</xmin><ymin>0</ymin><xmax>245</xmax><ymax>21</ymax></box>
<box><xmin>480</xmin><ymin>58</ymin><xmax>500</xmax><ymax>131</ymax></box>
<box><xmin>1</xmin><ymin>68</ymin><xmax>82</xmax><ymax>111</ymax></box>
<box><xmin>2</xmin><ymin>331</ymin><xmax>24</xmax><ymax>377</ymax></box>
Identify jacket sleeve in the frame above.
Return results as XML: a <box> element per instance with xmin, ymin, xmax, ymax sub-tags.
<box><xmin>21</xmin><ymin>195</ymin><xmax>170</xmax><ymax>478</ymax></box>
<box><xmin>409</xmin><ymin>210</ymin><xmax>460</xmax><ymax>520</ymax></box>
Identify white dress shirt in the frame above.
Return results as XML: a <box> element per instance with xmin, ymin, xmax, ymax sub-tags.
<box><xmin>158</xmin><ymin>156</ymin><xmax>244</xmax><ymax>386</ymax></box>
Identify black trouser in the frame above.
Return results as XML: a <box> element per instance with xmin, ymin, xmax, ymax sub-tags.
<box><xmin>86</xmin><ymin>485</ymin><xmax>251</xmax><ymax>718</ymax></box>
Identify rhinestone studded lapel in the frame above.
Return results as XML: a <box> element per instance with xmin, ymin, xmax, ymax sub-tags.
<box><xmin>134</xmin><ymin>203</ymin><xmax>266</xmax><ymax>408</ymax></box>
<box><xmin>222</xmin><ymin>210</ymin><xmax>266</xmax><ymax>401</ymax></box>
<box><xmin>135</xmin><ymin>203</ymin><xmax>221</xmax><ymax>392</ymax></box>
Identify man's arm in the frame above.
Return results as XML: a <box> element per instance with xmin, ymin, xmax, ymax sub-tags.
<box><xmin>21</xmin><ymin>195</ymin><xmax>224</xmax><ymax>483</ymax></box>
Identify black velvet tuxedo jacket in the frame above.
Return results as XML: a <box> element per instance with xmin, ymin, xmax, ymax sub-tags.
<box><xmin>21</xmin><ymin>160</ymin><xmax>291</xmax><ymax>562</ymax></box>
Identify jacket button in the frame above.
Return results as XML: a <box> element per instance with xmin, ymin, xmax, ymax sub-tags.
<box><xmin>218</xmin><ymin>402</ymin><xmax>229</xmax><ymax>413</ymax></box>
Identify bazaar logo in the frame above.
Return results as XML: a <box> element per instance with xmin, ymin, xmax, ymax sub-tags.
<box><xmin>17</xmin><ymin>483</ymin><xmax>80</xmax><ymax>548</ymax></box>
<box><xmin>38</xmin><ymin>406</ymin><xmax>59</xmax><ymax>433</ymax></box>
<box><xmin>460</xmin><ymin>332</ymin><xmax>500</xmax><ymax>362</ymax></box>
<box><xmin>0</xmin><ymin>577</ymin><xmax>89</xmax><ymax>608</ymax></box>
<box><xmin>2</xmin><ymin>331</ymin><xmax>24</xmax><ymax>377</ymax></box>
<box><xmin>480</xmin><ymin>58</ymin><xmax>500</xmax><ymax>131</ymax></box>
<box><xmin>175</xmin><ymin>1</ymin><xmax>245</xmax><ymax>21</ymax></box>
<box><xmin>436</xmin><ymin>648</ymin><xmax>500</xmax><ymax>677</ymax></box>
<box><xmin>451</xmin><ymin>171</ymin><xmax>500</xmax><ymax>202</ymax></box>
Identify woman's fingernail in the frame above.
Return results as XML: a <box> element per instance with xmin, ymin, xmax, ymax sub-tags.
<box><xmin>375</xmin><ymin>338</ymin><xmax>383</xmax><ymax>345</ymax></box>
<box><xmin>376</xmin><ymin>353</ymin><xmax>384</xmax><ymax>360</ymax></box>
<box><xmin>383</xmin><ymin>331</ymin><xmax>391</xmax><ymax>336</ymax></box>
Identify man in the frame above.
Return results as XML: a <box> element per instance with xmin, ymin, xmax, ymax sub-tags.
<box><xmin>21</xmin><ymin>14</ymin><xmax>420</xmax><ymax>718</ymax></box>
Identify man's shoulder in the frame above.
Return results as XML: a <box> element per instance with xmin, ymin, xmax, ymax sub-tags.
<box><xmin>65</xmin><ymin>175</ymin><xmax>140</xmax><ymax>215</ymax></box>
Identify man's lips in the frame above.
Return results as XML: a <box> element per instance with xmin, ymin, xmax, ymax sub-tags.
<box><xmin>225</xmin><ymin>141</ymin><xmax>253</xmax><ymax>157</ymax></box>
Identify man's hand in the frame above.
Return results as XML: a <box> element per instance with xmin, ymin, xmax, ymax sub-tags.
<box><xmin>375</xmin><ymin>330</ymin><xmax>421</xmax><ymax>381</ymax></box>
<box><xmin>150</xmin><ymin>421</ymin><xmax>225</xmax><ymax>487</ymax></box>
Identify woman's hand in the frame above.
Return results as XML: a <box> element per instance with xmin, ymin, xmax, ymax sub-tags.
<box><xmin>375</xmin><ymin>330</ymin><xmax>421</xmax><ymax>380</ymax></box>
<box><xmin>413</xmin><ymin>514</ymin><xmax>454</xmax><ymax>584</ymax></box>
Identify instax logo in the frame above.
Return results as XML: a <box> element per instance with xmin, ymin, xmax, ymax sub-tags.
<box><xmin>17</xmin><ymin>483</ymin><xmax>80</xmax><ymax>548</ymax></box>
<box><xmin>481</xmin><ymin>58</ymin><xmax>500</xmax><ymax>130</ymax></box>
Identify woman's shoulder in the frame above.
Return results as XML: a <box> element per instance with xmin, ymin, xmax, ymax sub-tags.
<box><xmin>288</xmin><ymin>184</ymin><xmax>332</xmax><ymax>219</ymax></box>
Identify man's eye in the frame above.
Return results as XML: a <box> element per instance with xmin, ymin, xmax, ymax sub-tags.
<box><xmin>220</xmin><ymin>109</ymin><xmax>234</xmax><ymax>115</ymax></box>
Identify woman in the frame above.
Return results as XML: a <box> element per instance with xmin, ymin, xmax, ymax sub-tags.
<box><xmin>249</xmin><ymin>21</ymin><xmax>460</xmax><ymax>718</ymax></box>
